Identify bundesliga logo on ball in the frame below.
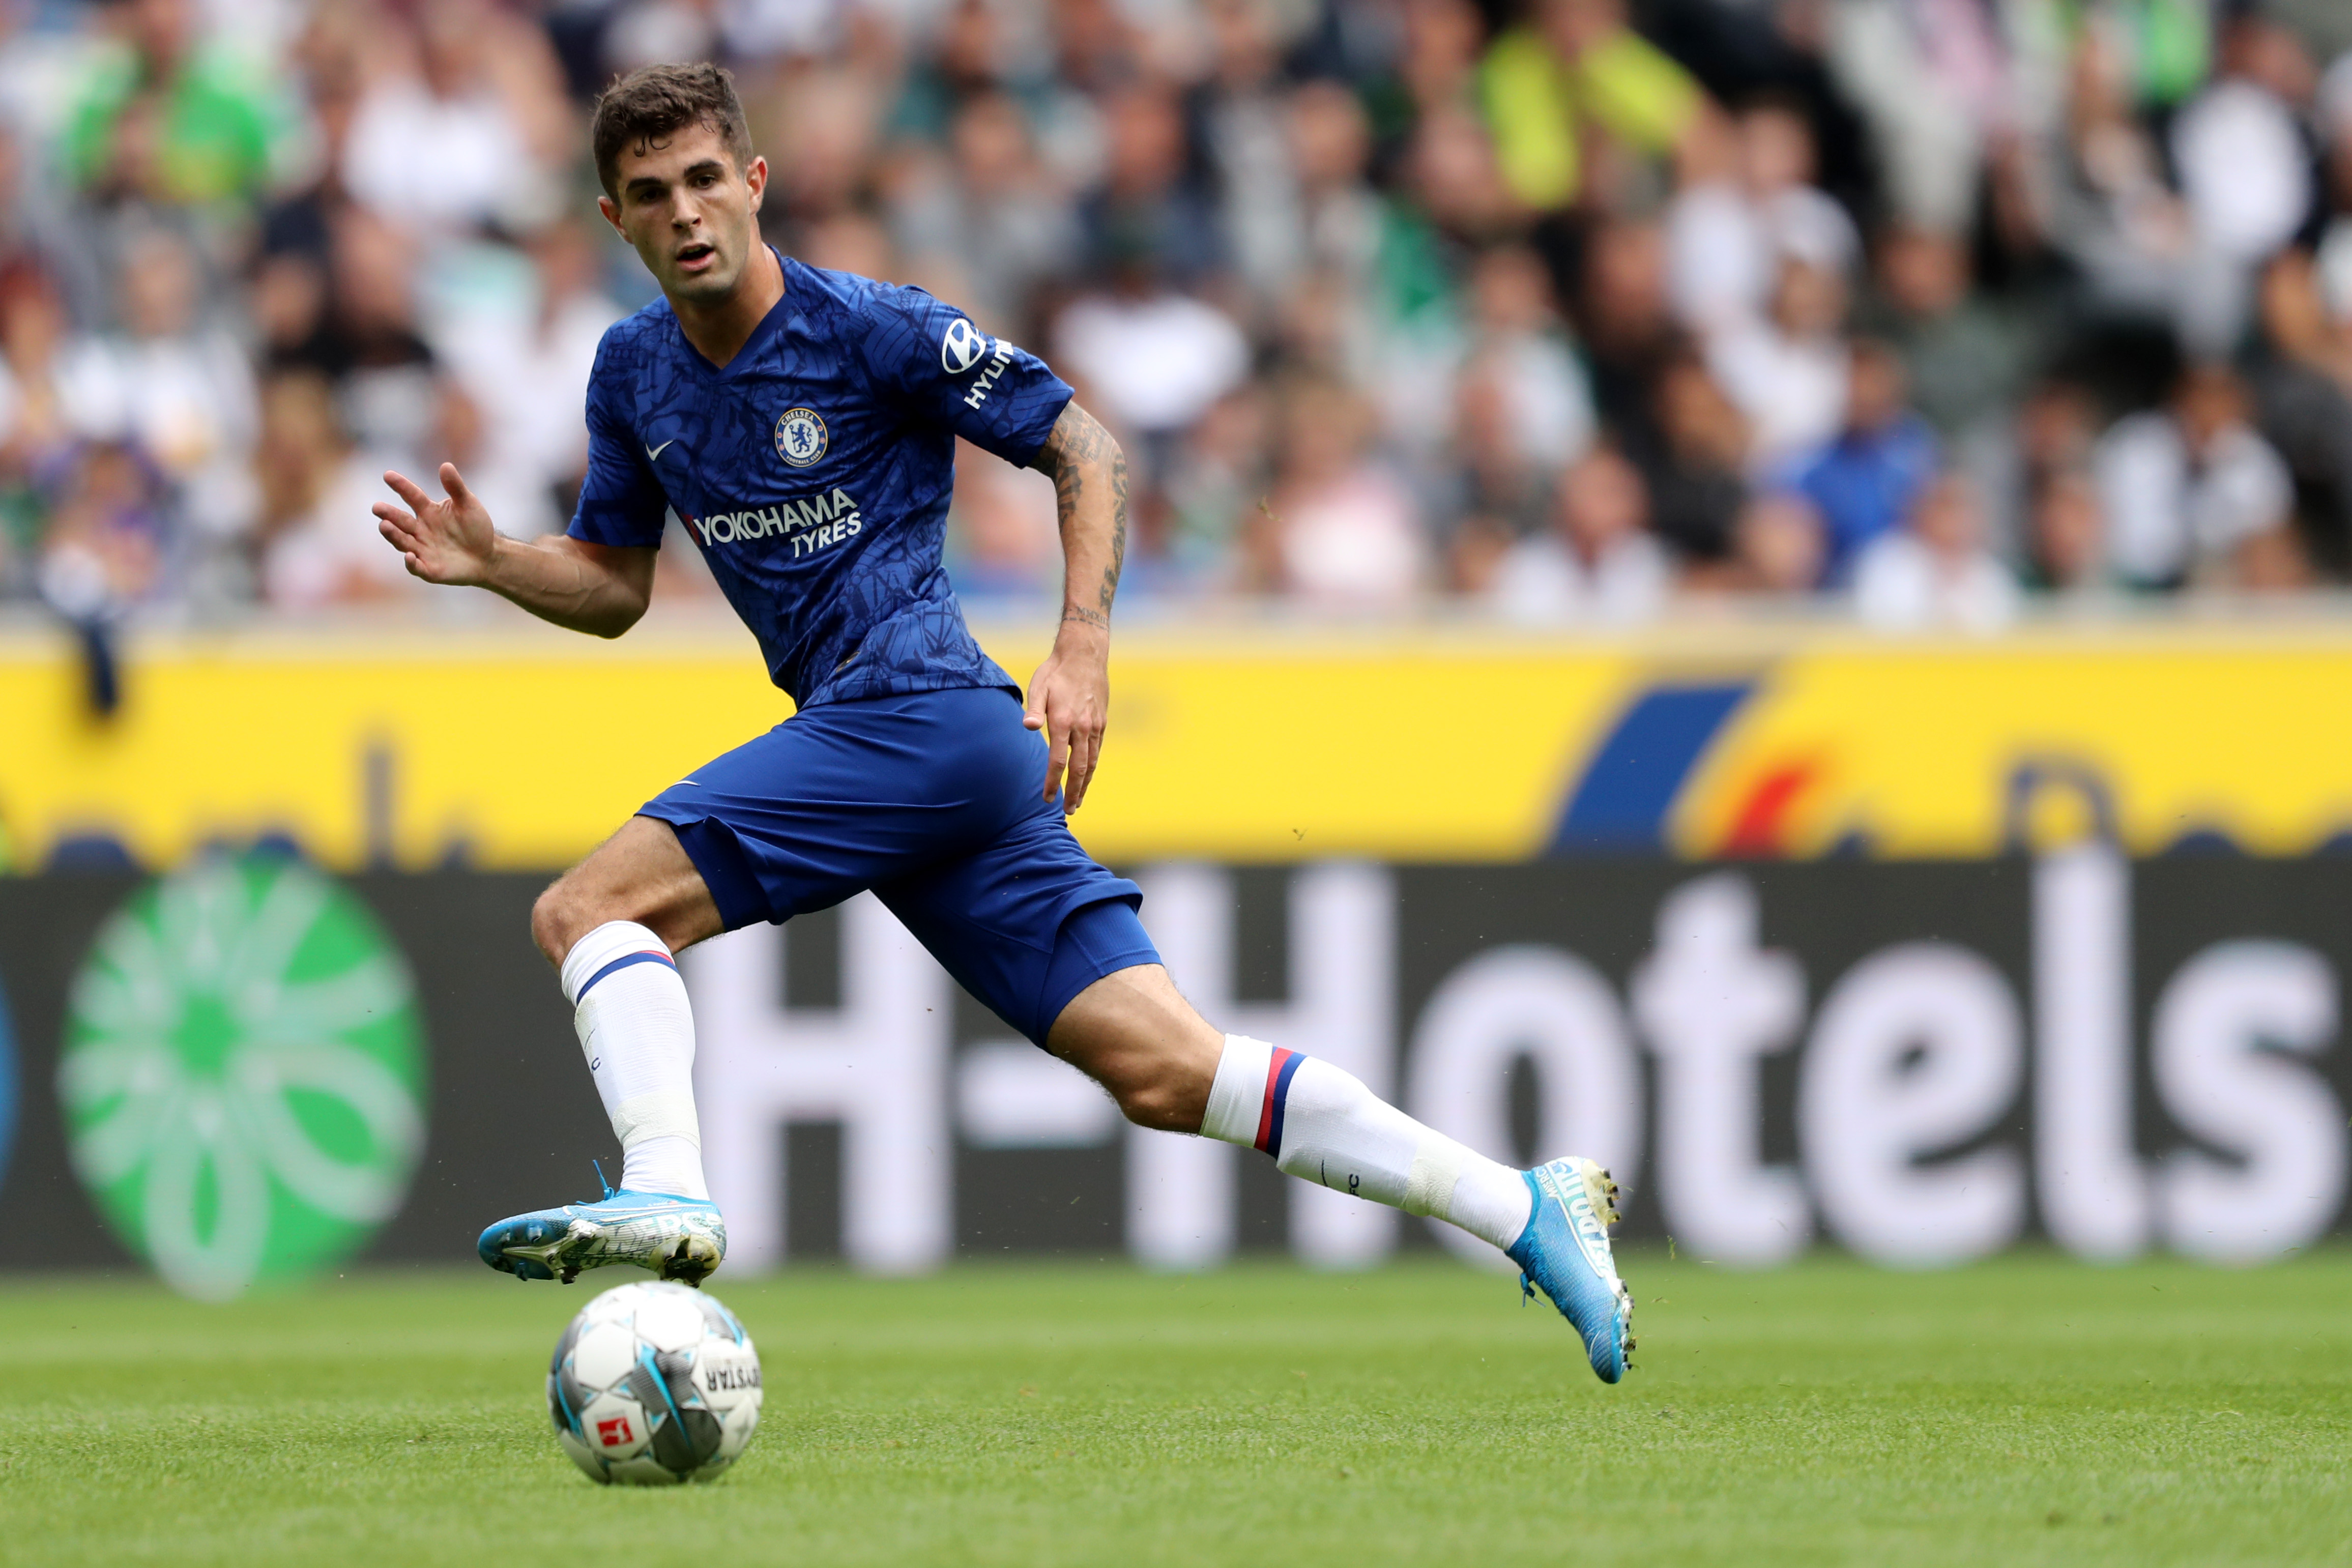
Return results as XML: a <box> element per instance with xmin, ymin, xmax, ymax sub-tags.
<box><xmin>547</xmin><ymin>1281</ymin><xmax>764</xmax><ymax>1485</ymax></box>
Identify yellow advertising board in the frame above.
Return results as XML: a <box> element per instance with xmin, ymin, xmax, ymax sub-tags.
<box><xmin>4</xmin><ymin>617</ymin><xmax>2352</xmax><ymax>870</ymax></box>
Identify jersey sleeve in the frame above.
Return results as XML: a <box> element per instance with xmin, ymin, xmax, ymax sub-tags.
<box><xmin>566</xmin><ymin>337</ymin><xmax>668</xmax><ymax>549</ymax></box>
<box><xmin>856</xmin><ymin>285</ymin><xmax>1074</xmax><ymax>468</ymax></box>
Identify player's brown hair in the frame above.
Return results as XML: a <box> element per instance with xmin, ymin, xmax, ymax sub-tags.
<box><xmin>590</xmin><ymin>63</ymin><xmax>756</xmax><ymax>199</ymax></box>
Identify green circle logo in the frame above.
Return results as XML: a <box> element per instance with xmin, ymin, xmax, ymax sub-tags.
<box><xmin>57</xmin><ymin>855</ymin><xmax>427</xmax><ymax>1300</ymax></box>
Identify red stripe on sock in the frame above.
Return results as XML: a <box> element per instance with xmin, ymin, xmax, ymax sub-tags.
<box><xmin>1254</xmin><ymin>1047</ymin><xmax>1297</xmax><ymax>1152</ymax></box>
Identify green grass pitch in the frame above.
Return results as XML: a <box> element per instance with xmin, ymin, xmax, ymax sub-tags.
<box><xmin>2</xmin><ymin>1253</ymin><xmax>2346</xmax><ymax>1566</ymax></box>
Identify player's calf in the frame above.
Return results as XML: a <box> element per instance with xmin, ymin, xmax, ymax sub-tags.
<box><xmin>480</xmin><ymin>823</ymin><xmax>735</xmax><ymax>1282</ymax></box>
<box><xmin>1196</xmin><ymin>1035</ymin><xmax>1632</xmax><ymax>1383</ymax></box>
<box><xmin>1051</xmin><ymin>972</ymin><xmax>1632</xmax><ymax>1382</ymax></box>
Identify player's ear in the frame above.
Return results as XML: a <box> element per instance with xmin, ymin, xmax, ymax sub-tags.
<box><xmin>743</xmin><ymin>155</ymin><xmax>768</xmax><ymax>214</ymax></box>
<box><xmin>596</xmin><ymin>194</ymin><xmax>624</xmax><ymax>237</ymax></box>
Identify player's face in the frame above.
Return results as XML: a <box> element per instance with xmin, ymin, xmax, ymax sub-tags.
<box><xmin>598</xmin><ymin>123</ymin><xmax>769</xmax><ymax>306</ymax></box>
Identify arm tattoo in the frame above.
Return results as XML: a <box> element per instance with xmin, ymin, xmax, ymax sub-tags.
<box><xmin>1032</xmin><ymin>403</ymin><xmax>1128</xmax><ymax>621</ymax></box>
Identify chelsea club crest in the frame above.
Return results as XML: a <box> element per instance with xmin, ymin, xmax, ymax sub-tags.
<box><xmin>775</xmin><ymin>407</ymin><xmax>828</xmax><ymax>467</ymax></box>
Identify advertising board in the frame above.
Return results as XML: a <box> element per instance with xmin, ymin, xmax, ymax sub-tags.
<box><xmin>1</xmin><ymin>853</ymin><xmax>2341</xmax><ymax>1288</ymax></box>
<box><xmin>9</xmin><ymin>623</ymin><xmax>2352</xmax><ymax>870</ymax></box>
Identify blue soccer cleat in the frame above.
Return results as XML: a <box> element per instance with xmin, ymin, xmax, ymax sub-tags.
<box><xmin>1505</xmin><ymin>1156</ymin><xmax>1635</xmax><ymax>1383</ymax></box>
<box><xmin>478</xmin><ymin>1171</ymin><xmax>726</xmax><ymax>1287</ymax></box>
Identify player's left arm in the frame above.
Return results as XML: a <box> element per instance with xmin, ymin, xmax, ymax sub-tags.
<box><xmin>1025</xmin><ymin>400</ymin><xmax>1127</xmax><ymax>815</ymax></box>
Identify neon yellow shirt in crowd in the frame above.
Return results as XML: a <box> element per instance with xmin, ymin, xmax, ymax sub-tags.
<box><xmin>1479</xmin><ymin>25</ymin><xmax>1702</xmax><ymax>211</ymax></box>
<box><xmin>62</xmin><ymin>46</ymin><xmax>290</xmax><ymax>206</ymax></box>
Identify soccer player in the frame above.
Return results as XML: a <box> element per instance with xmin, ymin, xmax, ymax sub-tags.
<box><xmin>372</xmin><ymin>63</ymin><xmax>1633</xmax><ymax>1382</ymax></box>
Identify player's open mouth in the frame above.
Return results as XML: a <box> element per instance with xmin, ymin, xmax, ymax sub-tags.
<box><xmin>676</xmin><ymin>243</ymin><xmax>716</xmax><ymax>271</ymax></box>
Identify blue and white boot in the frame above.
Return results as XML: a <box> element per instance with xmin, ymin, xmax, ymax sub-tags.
<box><xmin>1504</xmin><ymin>1156</ymin><xmax>1635</xmax><ymax>1383</ymax></box>
<box><xmin>478</xmin><ymin>1170</ymin><xmax>726</xmax><ymax>1287</ymax></box>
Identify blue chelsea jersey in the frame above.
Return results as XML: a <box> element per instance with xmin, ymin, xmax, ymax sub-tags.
<box><xmin>567</xmin><ymin>254</ymin><xmax>1073</xmax><ymax>708</ymax></box>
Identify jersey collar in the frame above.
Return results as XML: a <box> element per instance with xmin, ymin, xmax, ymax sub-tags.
<box><xmin>674</xmin><ymin>246</ymin><xmax>794</xmax><ymax>380</ymax></box>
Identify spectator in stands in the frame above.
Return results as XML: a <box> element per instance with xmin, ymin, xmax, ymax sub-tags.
<box><xmin>437</xmin><ymin>219</ymin><xmax>623</xmax><ymax>536</ymax></box>
<box><xmin>1574</xmin><ymin>217</ymin><xmax>1677</xmax><ymax>448</ymax></box>
<box><xmin>1080</xmin><ymin>81</ymin><xmax>1225</xmax><ymax>290</ymax></box>
<box><xmin>1665</xmin><ymin>94</ymin><xmax>1857</xmax><ymax>335</ymax></box>
<box><xmin>946</xmin><ymin>438</ymin><xmax>1060</xmax><ymax>599</ymax></box>
<box><xmin>341</xmin><ymin>0</ymin><xmax>560</xmax><ymax>235</ymax></box>
<box><xmin>1778</xmin><ymin>338</ymin><xmax>1938</xmax><ymax>584</ymax></box>
<box><xmin>0</xmin><ymin>263</ymin><xmax>71</xmax><ymax>482</ymax></box>
<box><xmin>763</xmin><ymin>67</ymin><xmax>886</xmax><ymax>243</ymax></box>
<box><xmin>1707</xmin><ymin>247</ymin><xmax>1851</xmax><ymax>468</ymax></box>
<box><xmin>1053</xmin><ymin>224</ymin><xmax>1251</xmax><ymax>499</ymax></box>
<box><xmin>1195</xmin><ymin>0</ymin><xmax>1302</xmax><ymax>314</ymax></box>
<box><xmin>1489</xmin><ymin>445</ymin><xmax>1671</xmax><ymax>623</ymax></box>
<box><xmin>1162</xmin><ymin>381</ymin><xmax>1269</xmax><ymax>591</ymax></box>
<box><xmin>1479</xmin><ymin>0</ymin><xmax>1709</xmax><ymax>214</ymax></box>
<box><xmin>1282</xmin><ymin>79</ymin><xmax>1385</xmax><ymax>314</ymax></box>
<box><xmin>2095</xmin><ymin>363</ymin><xmax>2302</xmax><ymax>590</ymax></box>
<box><xmin>252</xmin><ymin>368</ymin><xmax>419</xmax><ymax>608</ymax></box>
<box><xmin>38</xmin><ymin>439</ymin><xmax>171</xmax><ymax>615</ymax></box>
<box><xmin>1853</xmin><ymin>471</ymin><xmax>2018</xmax><ymax>632</ymax></box>
<box><xmin>2039</xmin><ymin>27</ymin><xmax>2217</xmax><ymax>350</ymax></box>
<box><xmin>61</xmin><ymin>0</ymin><xmax>292</xmax><ymax>208</ymax></box>
<box><xmin>5</xmin><ymin>0</ymin><xmax>2352</xmax><ymax>617</ymax></box>
<box><xmin>1861</xmin><ymin>227</ymin><xmax>2034</xmax><ymax>443</ymax></box>
<box><xmin>2246</xmin><ymin>247</ymin><xmax>2352</xmax><ymax>574</ymax></box>
<box><xmin>1823</xmin><ymin>0</ymin><xmax>2014</xmax><ymax>238</ymax></box>
<box><xmin>1975</xmin><ymin>378</ymin><xmax>2102</xmax><ymax>567</ymax></box>
<box><xmin>56</xmin><ymin>225</ymin><xmax>254</xmax><ymax>537</ymax></box>
<box><xmin>1431</xmin><ymin>245</ymin><xmax>1595</xmax><ymax>536</ymax></box>
<box><xmin>1729</xmin><ymin>492</ymin><xmax>1826</xmax><ymax>595</ymax></box>
<box><xmin>0</xmin><ymin>264</ymin><xmax>68</xmax><ymax>595</ymax></box>
<box><xmin>295</xmin><ymin>208</ymin><xmax>438</xmax><ymax>458</ymax></box>
<box><xmin>2169</xmin><ymin>12</ymin><xmax>2321</xmax><ymax>353</ymax></box>
<box><xmin>890</xmin><ymin>90</ymin><xmax>1078</xmax><ymax>336</ymax></box>
<box><xmin>1252</xmin><ymin>373</ymin><xmax>1424</xmax><ymax>606</ymax></box>
<box><xmin>2021</xmin><ymin>466</ymin><xmax>2116</xmax><ymax>597</ymax></box>
<box><xmin>1632</xmin><ymin>344</ymin><xmax>1751</xmax><ymax>567</ymax></box>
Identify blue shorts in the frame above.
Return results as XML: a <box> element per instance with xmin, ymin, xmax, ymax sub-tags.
<box><xmin>638</xmin><ymin>685</ymin><xmax>1158</xmax><ymax>1047</ymax></box>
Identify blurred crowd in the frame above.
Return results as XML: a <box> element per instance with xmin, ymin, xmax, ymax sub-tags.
<box><xmin>3</xmin><ymin>0</ymin><xmax>2352</xmax><ymax>629</ymax></box>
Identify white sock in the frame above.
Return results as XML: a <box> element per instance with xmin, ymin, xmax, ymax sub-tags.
<box><xmin>559</xmin><ymin>920</ymin><xmax>710</xmax><ymax>1203</ymax></box>
<box><xmin>1198</xmin><ymin>1035</ymin><xmax>1532</xmax><ymax>1251</ymax></box>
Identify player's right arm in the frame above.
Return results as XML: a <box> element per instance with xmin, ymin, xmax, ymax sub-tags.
<box><xmin>374</xmin><ymin>462</ymin><xmax>655</xmax><ymax>638</ymax></box>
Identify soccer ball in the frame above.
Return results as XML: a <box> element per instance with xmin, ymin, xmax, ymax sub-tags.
<box><xmin>547</xmin><ymin>1280</ymin><xmax>764</xmax><ymax>1485</ymax></box>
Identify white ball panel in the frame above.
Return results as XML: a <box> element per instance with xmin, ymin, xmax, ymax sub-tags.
<box><xmin>632</xmin><ymin>1293</ymin><xmax>707</xmax><ymax>1353</ymax></box>
<box><xmin>570</xmin><ymin>1322</ymin><xmax>639</xmax><ymax>1390</ymax></box>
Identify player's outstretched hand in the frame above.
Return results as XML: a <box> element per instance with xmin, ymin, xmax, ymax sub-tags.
<box><xmin>1025</xmin><ymin>626</ymin><xmax>1110</xmax><ymax>815</ymax></box>
<box><xmin>374</xmin><ymin>463</ymin><xmax>500</xmax><ymax>587</ymax></box>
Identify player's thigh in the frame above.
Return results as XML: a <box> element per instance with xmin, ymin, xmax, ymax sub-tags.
<box><xmin>1044</xmin><ymin>962</ymin><xmax>1225</xmax><ymax>1133</ymax></box>
<box><xmin>877</xmin><ymin>794</ymin><xmax>1203</xmax><ymax>1103</ymax></box>
<box><xmin>531</xmin><ymin>815</ymin><xmax>722</xmax><ymax>964</ymax></box>
<box><xmin>644</xmin><ymin>689</ymin><xmax>1039</xmax><ymax>933</ymax></box>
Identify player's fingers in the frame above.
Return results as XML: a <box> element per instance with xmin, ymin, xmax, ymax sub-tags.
<box><xmin>372</xmin><ymin>503</ymin><xmax>418</xmax><ymax>536</ymax></box>
<box><xmin>1022</xmin><ymin>664</ymin><xmax>1049</xmax><ymax>730</ymax></box>
<box><xmin>1044</xmin><ymin>714</ymin><xmax>1071</xmax><ymax>805</ymax></box>
<box><xmin>440</xmin><ymin>461</ymin><xmax>474</xmax><ymax>504</ymax></box>
<box><xmin>377</xmin><ymin>515</ymin><xmax>428</xmax><ymax>556</ymax></box>
<box><xmin>383</xmin><ymin>470</ymin><xmax>433</xmax><ymax>513</ymax></box>
<box><xmin>1066</xmin><ymin>727</ymin><xmax>1097</xmax><ymax>813</ymax></box>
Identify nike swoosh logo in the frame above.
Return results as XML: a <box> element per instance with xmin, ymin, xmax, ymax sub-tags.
<box><xmin>646</xmin><ymin>440</ymin><xmax>676</xmax><ymax>462</ymax></box>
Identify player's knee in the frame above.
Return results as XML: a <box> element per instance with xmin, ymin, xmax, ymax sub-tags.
<box><xmin>1108</xmin><ymin>1063</ymin><xmax>1207</xmax><ymax>1134</ymax></box>
<box><xmin>530</xmin><ymin>881</ymin><xmax>589</xmax><ymax>969</ymax></box>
